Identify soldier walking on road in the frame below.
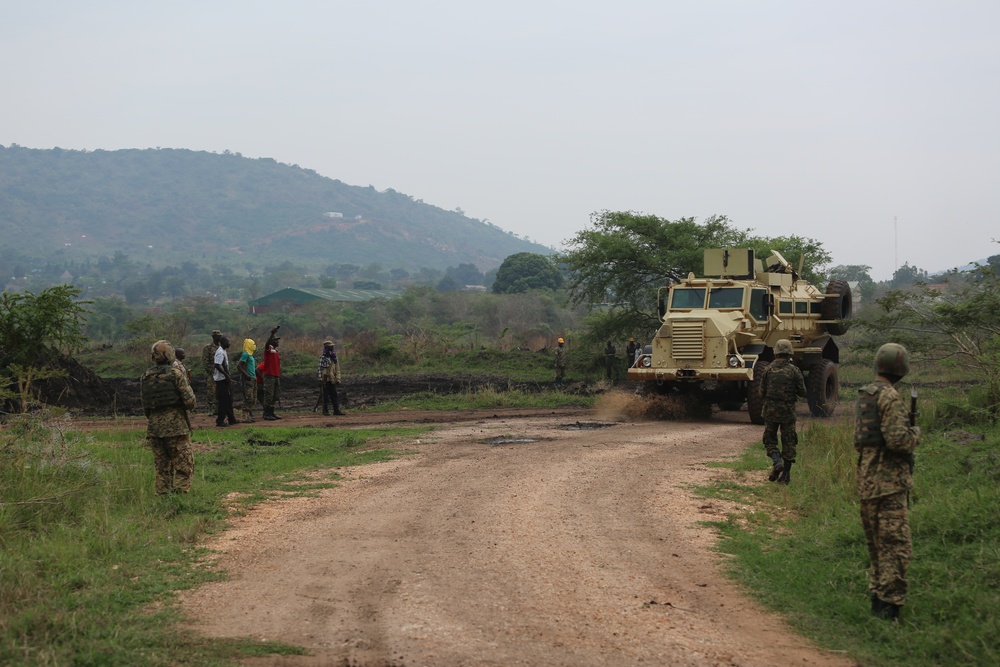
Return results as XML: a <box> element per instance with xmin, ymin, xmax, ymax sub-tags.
<box><xmin>759</xmin><ymin>339</ymin><xmax>806</xmax><ymax>483</ymax></box>
<box><xmin>140</xmin><ymin>340</ymin><xmax>196</xmax><ymax>495</ymax></box>
<box><xmin>855</xmin><ymin>343</ymin><xmax>920</xmax><ymax>620</ymax></box>
<box><xmin>318</xmin><ymin>340</ymin><xmax>346</xmax><ymax>415</ymax></box>
<box><xmin>201</xmin><ymin>329</ymin><xmax>222</xmax><ymax>415</ymax></box>
<box><xmin>555</xmin><ymin>337</ymin><xmax>567</xmax><ymax>388</ymax></box>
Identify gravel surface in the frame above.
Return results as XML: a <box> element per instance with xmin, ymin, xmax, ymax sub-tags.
<box><xmin>175</xmin><ymin>409</ymin><xmax>858</xmax><ymax>667</ymax></box>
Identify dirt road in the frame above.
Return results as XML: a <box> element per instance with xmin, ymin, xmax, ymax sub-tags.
<box><xmin>179</xmin><ymin>411</ymin><xmax>857</xmax><ymax>667</ymax></box>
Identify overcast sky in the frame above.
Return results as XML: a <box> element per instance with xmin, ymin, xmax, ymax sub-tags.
<box><xmin>4</xmin><ymin>1</ymin><xmax>998</xmax><ymax>281</ymax></box>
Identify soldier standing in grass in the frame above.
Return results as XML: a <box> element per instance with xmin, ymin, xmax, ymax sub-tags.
<box><xmin>759</xmin><ymin>339</ymin><xmax>806</xmax><ymax>484</ymax></box>
<box><xmin>318</xmin><ymin>340</ymin><xmax>345</xmax><ymax>416</ymax></box>
<box><xmin>554</xmin><ymin>337</ymin><xmax>567</xmax><ymax>387</ymax></box>
<box><xmin>172</xmin><ymin>347</ymin><xmax>193</xmax><ymax>385</ymax></box>
<box><xmin>855</xmin><ymin>342</ymin><xmax>920</xmax><ymax>620</ymax></box>
<box><xmin>603</xmin><ymin>340</ymin><xmax>616</xmax><ymax>381</ymax></box>
<box><xmin>141</xmin><ymin>340</ymin><xmax>196</xmax><ymax>495</ymax></box>
<box><xmin>201</xmin><ymin>329</ymin><xmax>222</xmax><ymax>415</ymax></box>
<box><xmin>625</xmin><ymin>338</ymin><xmax>637</xmax><ymax>372</ymax></box>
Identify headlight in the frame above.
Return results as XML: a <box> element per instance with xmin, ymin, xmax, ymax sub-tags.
<box><xmin>727</xmin><ymin>356</ymin><xmax>741</xmax><ymax>368</ymax></box>
<box><xmin>642</xmin><ymin>356</ymin><xmax>652</xmax><ymax>368</ymax></box>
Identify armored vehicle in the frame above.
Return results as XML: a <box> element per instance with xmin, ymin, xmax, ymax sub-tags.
<box><xmin>627</xmin><ymin>248</ymin><xmax>852</xmax><ymax>424</ymax></box>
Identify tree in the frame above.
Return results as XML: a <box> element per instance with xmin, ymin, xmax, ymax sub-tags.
<box><xmin>861</xmin><ymin>263</ymin><xmax>1000</xmax><ymax>420</ymax></box>
<box><xmin>0</xmin><ymin>285</ymin><xmax>90</xmax><ymax>411</ymax></box>
<box><xmin>828</xmin><ymin>264</ymin><xmax>876</xmax><ymax>301</ymax></box>
<box><xmin>492</xmin><ymin>253</ymin><xmax>563</xmax><ymax>294</ymax></box>
<box><xmin>445</xmin><ymin>263</ymin><xmax>484</xmax><ymax>287</ymax></box>
<box><xmin>887</xmin><ymin>262</ymin><xmax>929</xmax><ymax>288</ymax></box>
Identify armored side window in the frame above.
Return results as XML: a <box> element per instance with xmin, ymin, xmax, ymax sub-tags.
<box><xmin>778</xmin><ymin>300</ymin><xmax>793</xmax><ymax>314</ymax></box>
<box><xmin>708</xmin><ymin>287</ymin><xmax>745</xmax><ymax>309</ymax></box>
<box><xmin>670</xmin><ymin>288</ymin><xmax>706</xmax><ymax>309</ymax></box>
<box><xmin>749</xmin><ymin>288</ymin><xmax>768</xmax><ymax>321</ymax></box>
<box><xmin>795</xmin><ymin>301</ymin><xmax>808</xmax><ymax>314</ymax></box>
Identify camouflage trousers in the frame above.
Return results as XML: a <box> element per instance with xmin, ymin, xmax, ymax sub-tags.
<box><xmin>762</xmin><ymin>419</ymin><xmax>798</xmax><ymax>461</ymax></box>
<box><xmin>241</xmin><ymin>381</ymin><xmax>257</xmax><ymax>412</ymax></box>
<box><xmin>149</xmin><ymin>434</ymin><xmax>194</xmax><ymax>495</ymax></box>
<box><xmin>262</xmin><ymin>375</ymin><xmax>280</xmax><ymax>411</ymax></box>
<box><xmin>861</xmin><ymin>491</ymin><xmax>911</xmax><ymax>606</ymax></box>
<box><xmin>205</xmin><ymin>378</ymin><xmax>218</xmax><ymax>415</ymax></box>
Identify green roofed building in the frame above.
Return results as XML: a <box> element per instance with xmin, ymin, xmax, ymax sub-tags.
<box><xmin>248</xmin><ymin>287</ymin><xmax>396</xmax><ymax>314</ymax></box>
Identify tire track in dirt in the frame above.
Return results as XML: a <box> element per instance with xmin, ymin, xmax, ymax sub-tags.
<box><xmin>178</xmin><ymin>415</ymin><xmax>858</xmax><ymax>667</ymax></box>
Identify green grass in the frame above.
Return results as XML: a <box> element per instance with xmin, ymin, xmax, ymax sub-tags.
<box><xmin>0</xmin><ymin>416</ymin><xmax>426</xmax><ymax>666</ymax></box>
<box><xmin>698</xmin><ymin>413</ymin><xmax>1000</xmax><ymax>667</ymax></box>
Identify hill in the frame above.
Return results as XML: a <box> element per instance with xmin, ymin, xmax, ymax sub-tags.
<box><xmin>0</xmin><ymin>145</ymin><xmax>552</xmax><ymax>272</ymax></box>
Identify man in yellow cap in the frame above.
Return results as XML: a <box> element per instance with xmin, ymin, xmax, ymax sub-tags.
<box><xmin>555</xmin><ymin>337</ymin><xmax>567</xmax><ymax>387</ymax></box>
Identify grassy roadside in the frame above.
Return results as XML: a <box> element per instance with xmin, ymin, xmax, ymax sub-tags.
<box><xmin>368</xmin><ymin>384</ymin><xmax>595</xmax><ymax>412</ymax></box>
<box><xmin>698</xmin><ymin>406</ymin><xmax>1000</xmax><ymax>666</ymax></box>
<box><xmin>0</xmin><ymin>418</ymin><xmax>428</xmax><ymax>666</ymax></box>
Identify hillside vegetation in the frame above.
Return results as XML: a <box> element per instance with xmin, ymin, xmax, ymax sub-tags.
<box><xmin>0</xmin><ymin>145</ymin><xmax>550</xmax><ymax>271</ymax></box>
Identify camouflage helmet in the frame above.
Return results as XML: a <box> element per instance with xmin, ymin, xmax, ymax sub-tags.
<box><xmin>774</xmin><ymin>339</ymin><xmax>793</xmax><ymax>357</ymax></box>
<box><xmin>875</xmin><ymin>342</ymin><xmax>910</xmax><ymax>378</ymax></box>
<box><xmin>151</xmin><ymin>339</ymin><xmax>176</xmax><ymax>365</ymax></box>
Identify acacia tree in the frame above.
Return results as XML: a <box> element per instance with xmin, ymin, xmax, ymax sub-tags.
<box><xmin>0</xmin><ymin>285</ymin><xmax>90</xmax><ymax>411</ymax></box>
<box><xmin>558</xmin><ymin>211</ymin><xmax>830</xmax><ymax>342</ymax></box>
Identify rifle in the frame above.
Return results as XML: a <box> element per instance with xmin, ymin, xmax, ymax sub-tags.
<box><xmin>907</xmin><ymin>387</ymin><xmax>918</xmax><ymax>475</ymax></box>
<box><xmin>313</xmin><ymin>384</ymin><xmax>324</xmax><ymax>412</ymax></box>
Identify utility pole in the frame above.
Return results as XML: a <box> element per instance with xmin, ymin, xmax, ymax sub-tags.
<box><xmin>894</xmin><ymin>216</ymin><xmax>898</xmax><ymax>275</ymax></box>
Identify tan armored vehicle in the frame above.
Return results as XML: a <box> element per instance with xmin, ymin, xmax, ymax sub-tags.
<box><xmin>627</xmin><ymin>248</ymin><xmax>852</xmax><ymax>424</ymax></box>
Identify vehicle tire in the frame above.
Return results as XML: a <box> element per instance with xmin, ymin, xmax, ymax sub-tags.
<box><xmin>822</xmin><ymin>280</ymin><xmax>853</xmax><ymax>335</ymax></box>
<box><xmin>807</xmin><ymin>359</ymin><xmax>839</xmax><ymax>417</ymax></box>
<box><xmin>747</xmin><ymin>360</ymin><xmax>770</xmax><ymax>425</ymax></box>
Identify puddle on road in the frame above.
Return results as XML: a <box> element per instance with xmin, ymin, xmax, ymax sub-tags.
<box><xmin>559</xmin><ymin>422</ymin><xmax>617</xmax><ymax>431</ymax></box>
<box><xmin>482</xmin><ymin>437</ymin><xmax>539</xmax><ymax>445</ymax></box>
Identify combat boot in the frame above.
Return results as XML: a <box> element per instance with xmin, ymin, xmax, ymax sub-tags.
<box><xmin>778</xmin><ymin>460</ymin><xmax>793</xmax><ymax>484</ymax></box>
<box><xmin>873</xmin><ymin>597</ymin><xmax>900</xmax><ymax>620</ymax></box>
<box><xmin>768</xmin><ymin>451</ymin><xmax>784</xmax><ymax>482</ymax></box>
<box><xmin>263</xmin><ymin>409</ymin><xmax>278</xmax><ymax>421</ymax></box>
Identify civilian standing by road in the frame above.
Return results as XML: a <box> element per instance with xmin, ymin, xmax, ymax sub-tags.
<box><xmin>261</xmin><ymin>326</ymin><xmax>282</xmax><ymax>420</ymax></box>
<box><xmin>554</xmin><ymin>337</ymin><xmax>566</xmax><ymax>388</ymax></box>
<box><xmin>237</xmin><ymin>338</ymin><xmax>257</xmax><ymax>423</ymax></box>
<box><xmin>213</xmin><ymin>336</ymin><xmax>239</xmax><ymax>427</ymax></box>
<box><xmin>604</xmin><ymin>340</ymin><xmax>616</xmax><ymax>381</ymax></box>
<box><xmin>201</xmin><ymin>329</ymin><xmax>222</xmax><ymax>415</ymax></box>
<box><xmin>855</xmin><ymin>342</ymin><xmax>920</xmax><ymax>620</ymax></box>
<box><xmin>140</xmin><ymin>340</ymin><xmax>196</xmax><ymax>495</ymax></box>
<box><xmin>318</xmin><ymin>340</ymin><xmax>346</xmax><ymax>416</ymax></box>
<box><xmin>173</xmin><ymin>347</ymin><xmax>193</xmax><ymax>385</ymax></box>
<box><xmin>625</xmin><ymin>338</ymin><xmax>637</xmax><ymax>372</ymax></box>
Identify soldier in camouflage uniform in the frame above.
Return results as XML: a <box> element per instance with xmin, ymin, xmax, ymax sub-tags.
<box><xmin>201</xmin><ymin>329</ymin><xmax>223</xmax><ymax>415</ymax></box>
<box><xmin>141</xmin><ymin>340</ymin><xmax>197</xmax><ymax>495</ymax></box>
<box><xmin>855</xmin><ymin>342</ymin><xmax>920</xmax><ymax>620</ymax></box>
<box><xmin>759</xmin><ymin>339</ymin><xmax>806</xmax><ymax>484</ymax></box>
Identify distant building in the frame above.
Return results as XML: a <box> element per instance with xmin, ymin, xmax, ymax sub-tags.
<box><xmin>247</xmin><ymin>286</ymin><xmax>396</xmax><ymax>315</ymax></box>
<box><xmin>323</xmin><ymin>212</ymin><xmax>344</xmax><ymax>219</ymax></box>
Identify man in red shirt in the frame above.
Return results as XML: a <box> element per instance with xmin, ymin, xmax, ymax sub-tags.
<box><xmin>260</xmin><ymin>326</ymin><xmax>282</xmax><ymax>420</ymax></box>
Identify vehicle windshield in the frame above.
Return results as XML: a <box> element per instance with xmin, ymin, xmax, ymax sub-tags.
<box><xmin>670</xmin><ymin>288</ymin><xmax>706</xmax><ymax>309</ymax></box>
<box><xmin>708</xmin><ymin>287</ymin><xmax>745</xmax><ymax>309</ymax></box>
